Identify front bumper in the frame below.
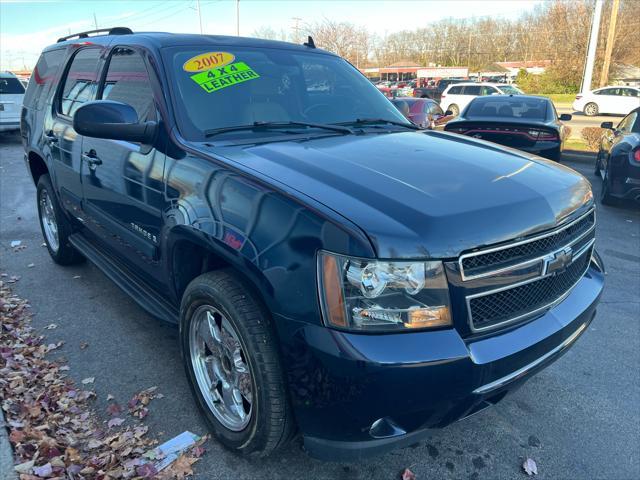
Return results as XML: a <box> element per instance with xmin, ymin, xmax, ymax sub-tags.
<box><xmin>276</xmin><ymin>257</ymin><xmax>604</xmax><ymax>461</ymax></box>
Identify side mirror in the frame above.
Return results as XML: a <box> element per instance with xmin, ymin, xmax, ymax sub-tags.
<box><xmin>445</xmin><ymin>110</ymin><xmax>454</xmax><ymax>116</ymax></box>
<box><xmin>73</xmin><ymin>100</ymin><xmax>156</xmax><ymax>144</ymax></box>
<box><xmin>559</xmin><ymin>113</ymin><xmax>572</xmax><ymax>121</ymax></box>
<box><xmin>600</xmin><ymin>121</ymin><xmax>614</xmax><ymax>129</ymax></box>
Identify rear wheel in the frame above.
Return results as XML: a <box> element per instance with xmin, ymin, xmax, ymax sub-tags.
<box><xmin>180</xmin><ymin>270</ymin><xmax>294</xmax><ymax>456</ymax></box>
<box><xmin>449</xmin><ymin>104</ymin><xmax>460</xmax><ymax>116</ymax></box>
<box><xmin>584</xmin><ymin>102</ymin><xmax>599</xmax><ymax>116</ymax></box>
<box><xmin>547</xmin><ymin>147</ymin><xmax>562</xmax><ymax>162</ymax></box>
<box><xmin>36</xmin><ymin>174</ymin><xmax>84</xmax><ymax>265</ymax></box>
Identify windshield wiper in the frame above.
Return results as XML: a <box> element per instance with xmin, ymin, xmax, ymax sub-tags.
<box><xmin>204</xmin><ymin>121</ymin><xmax>353</xmax><ymax>138</ymax></box>
<box><xmin>337</xmin><ymin>118</ymin><xmax>421</xmax><ymax>130</ymax></box>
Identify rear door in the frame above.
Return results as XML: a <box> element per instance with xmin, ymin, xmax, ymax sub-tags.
<box><xmin>80</xmin><ymin>46</ymin><xmax>166</xmax><ymax>284</ymax></box>
<box><xmin>458</xmin><ymin>85</ymin><xmax>481</xmax><ymax>112</ymax></box>
<box><xmin>49</xmin><ymin>47</ymin><xmax>103</xmax><ymax>211</ymax></box>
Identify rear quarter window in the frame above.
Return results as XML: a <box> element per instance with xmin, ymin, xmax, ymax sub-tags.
<box><xmin>0</xmin><ymin>77</ymin><xmax>25</xmax><ymax>95</ymax></box>
<box><xmin>24</xmin><ymin>49</ymin><xmax>65</xmax><ymax>110</ymax></box>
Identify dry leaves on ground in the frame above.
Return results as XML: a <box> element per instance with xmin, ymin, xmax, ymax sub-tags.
<box><xmin>0</xmin><ymin>276</ymin><xmax>207</xmax><ymax>478</ymax></box>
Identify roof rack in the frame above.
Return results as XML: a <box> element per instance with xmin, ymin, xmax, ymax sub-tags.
<box><xmin>57</xmin><ymin>27</ymin><xmax>133</xmax><ymax>43</ymax></box>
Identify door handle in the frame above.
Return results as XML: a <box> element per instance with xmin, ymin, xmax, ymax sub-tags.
<box><xmin>82</xmin><ymin>151</ymin><xmax>103</xmax><ymax>169</ymax></box>
<box><xmin>44</xmin><ymin>132</ymin><xmax>58</xmax><ymax>143</ymax></box>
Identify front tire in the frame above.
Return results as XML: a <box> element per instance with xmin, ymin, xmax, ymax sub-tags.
<box><xmin>449</xmin><ymin>104</ymin><xmax>460</xmax><ymax>116</ymax></box>
<box><xmin>36</xmin><ymin>174</ymin><xmax>84</xmax><ymax>265</ymax></box>
<box><xmin>180</xmin><ymin>270</ymin><xmax>294</xmax><ymax>456</ymax></box>
<box><xmin>584</xmin><ymin>102</ymin><xmax>599</xmax><ymax>116</ymax></box>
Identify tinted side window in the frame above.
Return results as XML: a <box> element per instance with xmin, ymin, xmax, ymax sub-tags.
<box><xmin>620</xmin><ymin>88</ymin><xmax>638</xmax><ymax>97</ymax></box>
<box><xmin>101</xmin><ymin>48</ymin><xmax>154</xmax><ymax>122</ymax></box>
<box><xmin>448</xmin><ymin>86</ymin><xmax>462</xmax><ymax>95</ymax></box>
<box><xmin>24</xmin><ymin>49</ymin><xmax>65</xmax><ymax>110</ymax></box>
<box><xmin>59</xmin><ymin>48</ymin><xmax>100</xmax><ymax>117</ymax></box>
<box><xmin>463</xmin><ymin>85</ymin><xmax>481</xmax><ymax>95</ymax></box>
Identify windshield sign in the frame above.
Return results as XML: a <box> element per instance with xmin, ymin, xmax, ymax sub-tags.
<box><xmin>165</xmin><ymin>46</ymin><xmax>407</xmax><ymax>139</ymax></box>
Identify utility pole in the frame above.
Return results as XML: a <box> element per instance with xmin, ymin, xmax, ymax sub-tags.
<box><xmin>196</xmin><ymin>0</ymin><xmax>203</xmax><ymax>34</ymax></box>
<box><xmin>580</xmin><ymin>0</ymin><xmax>603</xmax><ymax>93</ymax></box>
<box><xmin>292</xmin><ymin>17</ymin><xmax>302</xmax><ymax>43</ymax></box>
<box><xmin>599</xmin><ymin>0</ymin><xmax>620</xmax><ymax>87</ymax></box>
<box><xmin>236</xmin><ymin>0</ymin><xmax>240</xmax><ymax>36</ymax></box>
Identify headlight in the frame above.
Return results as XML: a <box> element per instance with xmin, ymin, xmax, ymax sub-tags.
<box><xmin>317</xmin><ymin>252</ymin><xmax>452</xmax><ymax>332</ymax></box>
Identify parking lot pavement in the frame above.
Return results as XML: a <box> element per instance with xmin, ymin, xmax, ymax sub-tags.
<box><xmin>556</xmin><ymin>106</ymin><xmax>624</xmax><ymax>139</ymax></box>
<box><xmin>1</xmin><ymin>132</ymin><xmax>639</xmax><ymax>480</ymax></box>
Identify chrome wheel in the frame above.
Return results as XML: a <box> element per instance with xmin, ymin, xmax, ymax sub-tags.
<box><xmin>39</xmin><ymin>188</ymin><xmax>59</xmax><ymax>253</ymax></box>
<box><xmin>584</xmin><ymin>103</ymin><xmax>598</xmax><ymax>116</ymax></box>
<box><xmin>189</xmin><ymin>305</ymin><xmax>253</xmax><ymax>431</ymax></box>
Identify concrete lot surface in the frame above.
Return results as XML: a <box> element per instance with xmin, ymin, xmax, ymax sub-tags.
<box><xmin>1</xmin><ymin>132</ymin><xmax>639</xmax><ymax>479</ymax></box>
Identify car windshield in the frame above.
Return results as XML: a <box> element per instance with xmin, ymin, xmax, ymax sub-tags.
<box><xmin>164</xmin><ymin>46</ymin><xmax>409</xmax><ymax>139</ymax></box>
<box><xmin>0</xmin><ymin>77</ymin><xmax>25</xmax><ymax>94</ymax></box>
<box><xmin>497</xmin><ymin>85</ymin><xmax>523</xmax><ymax>95</ymax></box>
<box><xmin>466</xmin><ymin>97</ymin><xmax>548</xmax><ymax>120</ymax></box>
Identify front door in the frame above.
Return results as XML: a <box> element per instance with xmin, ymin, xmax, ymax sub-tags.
<box><xmin>48</xmin><ymin>47</ymin><xmax>102</xmax><ymax>213</ymax></box>
<box><xmin>80</xmin><ymin>46</ymin><xmax>166</xmax><ymax>285</ymax></box>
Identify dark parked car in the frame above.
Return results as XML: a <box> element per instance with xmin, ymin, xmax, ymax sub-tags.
<box><xmin>413</xmin><ymin>78</ymin><xmax>465</xmax><ymax>101</ymax></box>
<box><xmin>596</xmin><ymin>108</ymin><xmax>640</xmax><ymax>205</ymax></box>
<box><xmin>391</xmin><ymin>97</ymin><xmax>453</xmax><ymax>129</ymax></box>
<box><xmin>22</xmin><ymin>28</ymin><xmax>604</xmax><ymax>460</ymax></box>
<box><xmin>444</xmin><ymin>95</ymin><xmax>572</xmax><ymax>161</ymax></box>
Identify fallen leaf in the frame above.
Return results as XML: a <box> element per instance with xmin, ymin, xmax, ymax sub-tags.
<box><xmin>523</xmin><ymin>458</ymin><xmax>538</xmax><ymax>476</ymax></box>
<box><xmin>107</xmin><ymin>402</ymin><xmax>122</xmax><ymax>416</ymax></box>
<box><xmin>81</xmin><ymin>377</ymin><xmax>95</xmax><ymax>384</ymax></box>
<box><xmin>27</xmin><ymin>263</ymin><xmax>35</xmax><ymax>268</ymax></box>
<box><xmin>9</xmin><ymin>429</ymin><xmax>25</xmax><ymax>443</ymax></box>
<box><xmin>14</xmin><ymin>459</ymin><xmax>34</xmax><ymax>474</ymax></box>
<box><xmin>106</xmin><ymin>394</ymin><xmax>115</xmax><ymax>401</ymax></box>
<box><xmin>136</xmin><ymin>462</ymin><xmax>158</xmax><ymax>478</ymax></box>
<box><xmin>108</xmin><ymin>417</ymin><xmax>125</xmax><ymax>428</ymax></box>
<box><xmin>79</xmin><ymin>342</ymin><xmax>88</xmax><ymax>349</ymax></box>
<box><xmin>401</xmin><ymin>468</ymin><xmax>416</xmax><ymax>480</ymax></box>
<box><xmin>44</xmin><ymin>323</ymin><xmax>57</xmax><ymax>330</ymax></box>
<box><xmin>33</xmin><ymin>462</ymin><xmax>53</xmax><ymax>477</ymax></box>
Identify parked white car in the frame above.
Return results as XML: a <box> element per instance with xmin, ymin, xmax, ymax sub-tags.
<box><xmin>440</xmin><ymin>82</ymin><xmax>523</xmax><ymax>116</ymax></box>
<box><xmin>572</xmin><ymin>86</ymin><xmax>640</xmax><ymax>116</ymax></box>
<box><xmin>0</xmin><ymin>72</ymin><xmax>25</xmax><ymax>132</ymax></box>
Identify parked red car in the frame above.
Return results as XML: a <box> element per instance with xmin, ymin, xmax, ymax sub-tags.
<box><xmin>391</xmin><ymin>97</ymin><xmax>454</xmax><ymax>129</ymax></box>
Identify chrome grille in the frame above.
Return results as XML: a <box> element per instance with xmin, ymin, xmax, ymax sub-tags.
<box><xmin>459</xmin><ymin>208</ymin><xmax>596</xmax><ymax>333</ymax></box>
<box><xmin>469</xmin><ymin>246</ymin><xmax>592</xmax><ymax>330</ymax></box>
<box><xmin>460</xmin><ymin>210</ymin><xmax>595</xmax><ymax>280</ymax></box>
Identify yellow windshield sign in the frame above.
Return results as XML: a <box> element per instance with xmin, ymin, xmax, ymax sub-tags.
<box><xmin>183</xmin><ymin>51</ymin><xmax>235</xmax><ymax>72</ymax></box>
<box><xmin>190</xmin><ymin>61</ymin><xmax>260</xmax><ymax>93</ymax></box>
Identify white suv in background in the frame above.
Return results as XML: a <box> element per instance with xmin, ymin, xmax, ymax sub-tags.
<box><xmin>572</xmin><ymin>86</ymin><xmax>640</xmax><ymax>116</ymax></box>
<box><xmin>0</xmin><ymin>72</ymin><xmax>26</xmax><ymax>132</ymax></box>
<box><xmin>440</xmin><ymin>82</ymin><xmax>523</xmax><ymax>116</ymax></box>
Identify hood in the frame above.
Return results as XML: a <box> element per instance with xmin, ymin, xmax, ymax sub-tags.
<box><xmin>202</xmin><ymin>131</ymin><xmax>593</xmax><ymax>259</ymax></box>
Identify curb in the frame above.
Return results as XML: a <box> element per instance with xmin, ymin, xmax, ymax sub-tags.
<box><xmin>0</xmin><ymin>410</ymin><xmax>18</xmax><ymax>480</ymax></box>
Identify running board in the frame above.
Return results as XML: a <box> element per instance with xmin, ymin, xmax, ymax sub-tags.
<box><xmin>69</xmin><ymin>234</ymin><xmax>179</xmax><ymax>324</ymax></box>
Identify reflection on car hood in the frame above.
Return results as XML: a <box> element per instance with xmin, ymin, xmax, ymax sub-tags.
<box><xmin>202</xmin><ymin>131</ymin><xmax>593</xmax><ymax>258</ymax></box>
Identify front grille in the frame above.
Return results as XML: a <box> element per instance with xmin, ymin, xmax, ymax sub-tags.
<box><xmin>462</xmin><ymin>210</ymin><xmax>595</xmax><ymax>275</ymax></box>
<box><xmin>469</xmin><ymin>246</ymin><xmax>592</xmax><ymax>331</ymax></box>
<box><xmin>459</xmin><ymin>208</ymin><xmax>596</xmax><ymax>333</ymax></box>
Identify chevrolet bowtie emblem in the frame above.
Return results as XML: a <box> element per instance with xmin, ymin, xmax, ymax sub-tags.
<box><xmin>544</xmin><ymin>246</ymin><xmax>573</xmax><ymax>275</ymax></box>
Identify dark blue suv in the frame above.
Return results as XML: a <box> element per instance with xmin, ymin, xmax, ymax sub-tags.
<box><xmin>21</xmin><ymin>28</ymin><xmax>604</xmax><ymax>460</ymax></box>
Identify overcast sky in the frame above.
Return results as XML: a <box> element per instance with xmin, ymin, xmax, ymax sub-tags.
<box><xmin>0</xmin><ymin>0</ymin><xmax>544</xmax><ymax>70</ymax></box>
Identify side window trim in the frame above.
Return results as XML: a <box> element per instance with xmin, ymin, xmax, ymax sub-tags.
<box><xmin>54</xmin><ymin>46</ymin><xmax>102</xmax><ymax>120</ymax></box>
<box><xmin>97</xmin><ymin>45</ymin><xmax>158</xmax><ymax>122</ymax></box>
